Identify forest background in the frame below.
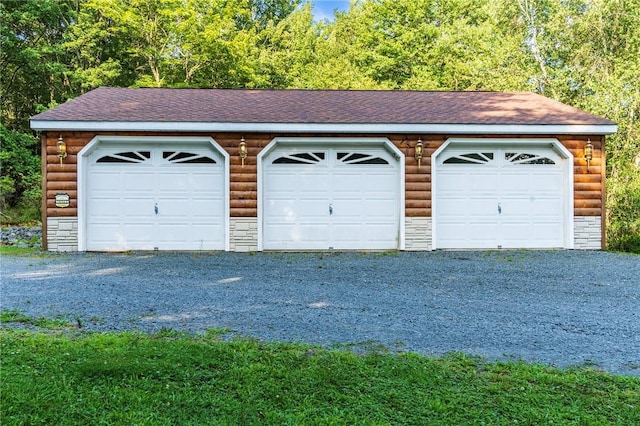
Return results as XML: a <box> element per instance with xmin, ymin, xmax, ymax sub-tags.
<box><xmin>1</xmin><ymin>0</ymin><xmax>638</xmax><ymax>252</ymax></box>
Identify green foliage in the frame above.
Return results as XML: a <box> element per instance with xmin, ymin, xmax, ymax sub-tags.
<box><xmin>1</xmin><ymin>329</ymin><xmax>639</xmax><ymax>424</ymax></box>
<box><xmin>607</xmin><ymin>162</ymin><xmax>640</xmax><ymax>253</ymax></box>
<box><xmin>0</xmin><ymin>0</ymin><xmax>77</xmax><ymax>132</ymax></box>
<box><xmin>0</xmin><ymin>125</ymin><xmax>41</xmax><ymax>214</ymax></box>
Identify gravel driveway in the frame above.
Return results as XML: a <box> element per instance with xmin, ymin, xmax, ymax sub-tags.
<box><xmin>2</xmin><ymin>250</ymin><xmax>639</xmax><ymax>375</ymax></box>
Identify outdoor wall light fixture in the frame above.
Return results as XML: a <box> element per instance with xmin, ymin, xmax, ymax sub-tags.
<box><xmin>584</xmin><ymin>138</ymin><xmax>593</xmax><ymax>172</ymax></box>
<box><xmin>56</xmin><ymin>135</ymin><xmax>67</xmax><ymax>165</ymax></box>
<box><xmin>415</xmin><ymin>137</ymin><xmax>424</xmax><ymax>168</ymax></box>
<box><xmin>239</xmin><ymin>136</ymin><xmax>247</xmax><ymax>167</ymax></box>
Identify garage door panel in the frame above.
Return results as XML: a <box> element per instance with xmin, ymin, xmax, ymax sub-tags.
<box><xmin>158</xmin><ymin>171</ymin><xmax>223</xmax><ymax>192</ymax></box>
<box><xmin>156</xmin><ymin>224</ymin><xmax>225</xmax><ymax>250</ymax></box>
<box><xmin>438</xmin><ymin>224</ymin><xmax>498</xmax><ymax>249</ymax></box>
<box><xmin>267</xmin><ymin>199</ymin><xmax>328</xmax><ymax>219</ymax></box>
<box><xmin>332</xmin><ymin>174</ymin><xmax>364</xmax><ymax>192</ymax></box>
<box><xmin>533</xmin><ymin>173</ymin><xmax>563</xmax><ymax>192</ymax></box>
<box><xmin>469</xmin><ymin>173</ymin><xmax>501</xmax><ymax>192</ymax></box>
<box><xmin>438</xmin><ymin>173</ymin><xmax>468</xmax><ymax>191</ymax></box>
<box><xmin>88</xmin><ymin>231</ymin><xmax>154</xmax><ymax>250</ymax></box>
<box><xmin>471</xmin><ymin>198</ymin><xmax>499</xmax><ymax>215</ymax></box>
<box><xmin>332</xmin><ymin>224</ymin><xmax>396</xmax><ymax>248</ymax></box>
<box><xmin>500</xmin><ymin>172</ymin><xmax>531</xmax><ymax>191</ymax></box>
<box><xmin>502</xmin><ymin>222</ymin><xmax>563</xmax><ymax>248</ymax></box>
<box><xmin>295</xmin><ymin>172</ymin><xmax>331</xmax><ymax>189</ymax></box>
<box><xmin>190</xmin><ymin>199</ymin><xmax>224</xmax><ymax>218</ymax></box>
<box><xmin>157</xmin><ymin>223</ymin><xmax>190</xmax><ymax>238</ymax></box>
<box><xmin>437</xmin><ymin>198</ymin><xmax>469</xmax><ymax>218</ymax></box>
<box><xmin>363</xmin><ymin>173</ymin><xmax>396</xmax><ymax>191</ymax></box>
<box><xmin>89</xmin><ymin>172</ymin><xmax>124</xmax><ymax>191</ymax></box>
<box><xmin>123</xmin><ymin>198</ymin><xmax>155</xmax><ymax>217</ymax></box>
<box><xmin>156</xmin><ymin>173</ymin><xmax>192</xmax><ymax>191</ymax></box>
<box><xmin>191</xmin><ymin>175</ymin><xmax>224</xmax><ymax>192</ymax></box>
<box><xmin>363</xmin><ymin>199</ymin><xmax>397</xmax><ymax>217</ymax></box>
<box><xmin>116</xmin><ymin>224</ymin><xmax>154</xmax><ymax>243</ymax></box>
<box><xmin>468</xmin><ymin>224</ymin><xmax>500</xmax><ymax>246</ymax></box>
<box><xmin>439</xmin><ymin>197</ymin><xmax>497</xmax><ymax>218</ymax></box>
<box><xmin>155</xmin><ymin>198</ymin><xmax>190</xmax><ymax>216</ymax></box>
<box><xmin>123</xmin><ymin>173</ymin><xmax>156</xmax><ymax>191</ymax></box>
<box><xmin>501</xmin><ymin>197</ymin><xmax>563</xmax><ymax>217</ymax></box>
<box><xmin>532</xmin><ymin>199</ymin><xmax>563</xmax><ymax>216</ymax></box>
<box><xmin>264</xmin><ymin>224</ymin><xmax>330</xmax><ymax>249</ymax></box>
<box><xmin>89</xmin><ymin>198</ymin><xmax>123</xmax><ymax>218</ymax></box>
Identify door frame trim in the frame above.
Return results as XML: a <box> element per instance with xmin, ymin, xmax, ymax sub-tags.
<box><xmin>431</xmin><ymin>138</ymin><xmax>574</xmax><ymax>250</ymax></box>
<box><xmin>257</xmin><ymin>137</ymin><xmax>405</xmax><ymax>251</ymax></box>
<box><xmin>78</xmin><ymin>135</ymin><xmax>230</xmax><ymax>251</ymax></box>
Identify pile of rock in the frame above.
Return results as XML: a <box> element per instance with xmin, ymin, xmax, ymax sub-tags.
<box><xmin>0</xmin><ymin>226</ymin><xmax>42</xmax><ymax>248</ymax></box>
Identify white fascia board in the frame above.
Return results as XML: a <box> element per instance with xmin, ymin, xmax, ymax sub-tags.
<box><xmin>30</xmin><ymin>120</ymin><xmax>618</xmax><ymax>135</ymax></box>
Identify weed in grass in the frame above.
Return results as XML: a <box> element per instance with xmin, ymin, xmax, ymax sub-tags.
<box><xmin>0</xmin><ymin>309</ymin><xmax>72</xmax><ymax>329</ymax></box>
<box><xmin>203</xmin><ymin>328</ymin><xmax>235</xmax><ymax>339</ymax></box>
<box><xmin>374</xmin><ymin>250</ymin><xmax>400</xmax><ymax>257</ymax></box>
<box><xmin>0</xmin><ymin>245</ymin><xmax>46</xmax><ymax>256</ymax></box>
<box><xmin>332</xmin><ymin>339</ymin><xmax>392</xmax><ymax>354</ymax></box>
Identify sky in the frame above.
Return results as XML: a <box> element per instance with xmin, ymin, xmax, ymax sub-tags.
<box><xmin>311</xmin><ymin>0</ymin><xmax>351</xmax><ymax>22</ymax></box>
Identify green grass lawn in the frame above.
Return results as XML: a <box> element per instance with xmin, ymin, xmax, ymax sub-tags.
<box><xmin>1</xmin><ymin>327</ymin><xmax>638</xmax><ymax>425</ymax></box>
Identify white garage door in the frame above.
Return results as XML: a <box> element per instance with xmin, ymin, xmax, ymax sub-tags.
<box><xmin>435</xmin><ymin>146</ymin><xmax>568</xmax><ymax>249</ymax></box>
<box><xmin>87</xmin><ymin>144</ymin><xmax>225</xmax><ymax>251</ymax></box>
<box><xmin>263</xmin><ymin>147</ymin><xmax>400</xmax><ymax>250</ymax></box>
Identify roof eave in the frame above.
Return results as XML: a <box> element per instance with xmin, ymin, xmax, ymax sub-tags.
<box><xmin>29</xmin><ymin>120</ymin><xmax>618</xmax><ymax>135</ymax></box>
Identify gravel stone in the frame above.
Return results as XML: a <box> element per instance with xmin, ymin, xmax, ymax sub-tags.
<box><xmin>1</xmin><ymin>250</ymin><xmax>639</xmax><ymax>375</ymax></box>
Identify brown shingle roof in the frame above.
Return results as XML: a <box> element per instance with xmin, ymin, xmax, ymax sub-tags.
<box><xmin>31</xmin><ymin>87</ymin><xmax>615</xmax><ymax>127</ymax></box>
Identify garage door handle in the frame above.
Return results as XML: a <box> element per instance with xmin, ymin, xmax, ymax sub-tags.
<box><xmin>329</xmin><ymin>204</ymin><xmax>333</xmax><ymax>215</ymax></box>
<box><xmin>498</xmin><ymin>203</ymin><xmax>502</xmax><ymax>214</ymax></box>
<box><xmin>154</xmin><ymin>203</ymin><xmax>159</xmax><ymax>215</ymax></box>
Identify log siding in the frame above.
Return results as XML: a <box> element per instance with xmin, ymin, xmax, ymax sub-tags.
<box><xmin>43</xmin><ymin>132</ymin><xmax>605</xmax><ymax>222</ymax></box>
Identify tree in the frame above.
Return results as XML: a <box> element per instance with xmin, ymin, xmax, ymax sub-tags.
<box><xmin>0</xmin><ymin>0</ymin><xmax>77</xmax><ymax>132</ymax></box>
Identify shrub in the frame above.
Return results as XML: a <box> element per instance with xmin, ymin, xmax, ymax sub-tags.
<box><xmin>607</xmin><ymin>165</ymin><xmax>640</xmax><ymax>253</ymax></box>
<box><xmin>0</xmin><ymin>125</ymin><xmax>41</xmax><ymax>222</ymax></box>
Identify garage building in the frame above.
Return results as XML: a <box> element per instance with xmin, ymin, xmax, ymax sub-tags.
<box><xmin>30</xmin><ymin>88</ymin><xmax>616</xmax><ymax>252</ymax></box>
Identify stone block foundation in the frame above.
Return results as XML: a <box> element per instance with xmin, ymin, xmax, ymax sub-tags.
<box><xmin>404</xmin><ymin>217</ymin><xmax>432</xmax><ymax>251</ymax></box>
<box><xmin>47</xmin><ymin>217</ymin><xmax>78</xmax><ymax>252</ymax></box>
<box><xmin>44</xmin><ymin>216</ymin><xmax>598</xmax><ymax>252</ymax></box>
<box><xmin>229</xmin><ymin>217</ymin><xmax>258</xmax><ymax>252</ymax></box>
<box><xmin>574</xmin><ymin>216</ymin><xmax>602</xmax><ymax>250</ymax></box>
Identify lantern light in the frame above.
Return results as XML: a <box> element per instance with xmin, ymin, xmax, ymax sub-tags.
<box><xmin>239</xmin><ymin>136</ymin><xmax>247</xmax><ymax>167</ymax></box>
<box><xmin>56</xmin><ymin>135</ymin><xmax>67</xmax><ymax>166</ymax></box>
<box><xmin>414</xmin><ymin>137</ymin><xmax>424</xmax><ymax>169</ymax></box>
<box><xmin>584</xmin><ymin>139</ymin><xmax>593</xmax><ymax>172</ymax></box>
